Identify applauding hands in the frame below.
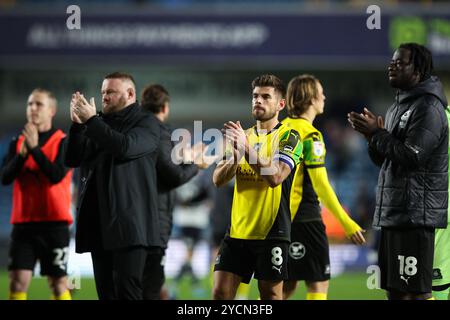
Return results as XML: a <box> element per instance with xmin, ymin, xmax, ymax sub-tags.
<box><xmin>70</xmin><ymin>92</ymin><xmax>96</xmax><ymax>124</ymax></box>
<box><xmin>347</xmin><ymin>107</ymin><xmax>384</xmax><ymax>140</ymax></box>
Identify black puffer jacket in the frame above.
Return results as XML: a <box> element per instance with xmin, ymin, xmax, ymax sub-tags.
<box><xmin>369</xmin><ymin>76</ymin><xmax>448</xmax><ymax>228</ymax></box>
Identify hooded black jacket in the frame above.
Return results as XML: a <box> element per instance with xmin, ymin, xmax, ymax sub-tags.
<box><xmin>64</xmin><ymin>103</ymin><xmax>162</xmax><ymax>252</ymax></box>
<box><xmin>369</xmin><ymin>76</ymin><xmax>448</xmax><ymax>228</ymax></box>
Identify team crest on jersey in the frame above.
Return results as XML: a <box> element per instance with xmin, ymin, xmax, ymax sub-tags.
<box><xmin>289</xmin><ymin>242</ymin><xmax>306</xmax><ymax>260</ymax></box>
<box><xmin>399</xmin><ymin>110</ymin><xmax>411</xmax><ymax>129</ymax></box>
<box><xmin>313</xmin><ymin>141</ymin><xmax>324</xmax><ymax>156</ymax></box>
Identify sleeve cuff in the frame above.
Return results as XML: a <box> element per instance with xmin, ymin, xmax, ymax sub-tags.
<box><xmin>85</xmin><ymin>115</ymin><xmax>98</xmax><ymax>126</ymax></box>
<box><xmin>29</xmin><ymin>146</ymin><xmax>41</xmax><ymax>157</ymax></box>
<box><xmin>305</xmin><ymin>164</ymin><xmax>325</xmax><ymax>169</ymax></box>
<box><xmin>70</xmin><ymin>122</ymin><xmax>86</xmax><ymax>133</ymax></box>
<box><xmin>370</xmin><ymin>128</ymin><xmax>386</xmax><ymax>144</ymax></box>
<box><xmin>84</xmin><ymin>116</ymin><xmax>103</xmax><ymax>137</ymax></box>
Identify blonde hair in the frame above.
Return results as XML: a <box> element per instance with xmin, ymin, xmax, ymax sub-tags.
<box><xmin>286</xmin><ymin>74</ymin><xmax>319</xmax><ymax>118</ymax></box>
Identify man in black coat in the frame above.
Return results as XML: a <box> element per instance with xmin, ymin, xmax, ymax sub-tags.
<box><xmin>139</xmin><ymin>84</ymin><xmax>211</xmax><ymax>299</ymax></box>
<box><xmin>65</xmin><ymin>72</ymin><xmax>162</xmax><ymax>300</ymax></box>
<box><xmin>348</xmin><ymin>43</ymin><xmax>448</xmax><ymax>300</ymax></box>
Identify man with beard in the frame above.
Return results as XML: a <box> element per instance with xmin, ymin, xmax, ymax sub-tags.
<box><xmin>348</xmin><ymin>43</ymin><xmax>448</xmax><ymax>300</ymax></box>
<box><xmin>212</xmin><ymin>74</ymin><xmax>303</xmax><ymax>300</ymax></box>
<box><xmin>64</xmin><ymin>72</ymin><xmax>162</xmax><ymax>300</ymax></box>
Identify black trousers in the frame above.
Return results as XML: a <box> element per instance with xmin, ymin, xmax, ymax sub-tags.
<box><xmin>142</xmin><ymin>250</ymin><xmax>165</xmax><ymax>300</ymax></box>
<box><xmin>91</xmin><ymin>246</ymin><xmax>162</xmax><ymax>300</ymax></box>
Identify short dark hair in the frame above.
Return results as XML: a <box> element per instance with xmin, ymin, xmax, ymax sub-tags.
<box><xmin>140</xmin><ymin>84</ymin><xmax>170</xmax><ymax>114</ymax></box>
<box><xmin>286</xmin><ymin>74</ymin><xmax>319</xmax><ymax>118</ymax></box>
<box><xmin>104</xmin><ymin>72</ymin><xmax>136</xmax><ymax>86</ymax></box>
<box><xmin>251</xmin><ymin>74</ymin><xmax>286</xmax><ymax>99</ymax></box>
<box><xmin>399</xmin><ymin>43</ymin><xmax>434</xmax><ymax>82</ymax></box>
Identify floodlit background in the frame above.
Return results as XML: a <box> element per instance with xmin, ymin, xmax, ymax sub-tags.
<box><xmin>0</xmin><ymin>0</ymin><xmax>449</xmax><ymax>300</ymax></box>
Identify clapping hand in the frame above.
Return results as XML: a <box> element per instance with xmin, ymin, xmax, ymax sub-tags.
<box><xmin>191</xmin><ymin>142</ymin><xmax>218</xmax><ymax>169</ymax></box>
<box><xmin>71</xmin><ymin>92</ymin><xmax>96</xmax><ymax>124</ymax></box>
<box><xmin>222</xmin><ymin>121</ymin><xmax>247</xmax><ymax>162</ymax></box>
<box><xmin>22</xmin><ymin>123</ymin><xmax>38</xmax><ymax>149</ymax></box>
<box><xmin>347</xmin><ymin>108</ymin><xmax>384</xmax><ymax>140</ymax></box>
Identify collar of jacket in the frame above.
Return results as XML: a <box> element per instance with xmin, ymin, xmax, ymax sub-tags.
<box><xmin>99</xmin><ymin>102</ymin><xmax>139</xmax><ymax>122</ymax></box>
<box><xmin>141</xmin><ymin>109</ymin><xmax>170</xmax><ymax>130</ymax></box>
<box><xmin>396</xmin><ymin>76</ymin><xmax>448</xmax><ymax>108</ymax></box>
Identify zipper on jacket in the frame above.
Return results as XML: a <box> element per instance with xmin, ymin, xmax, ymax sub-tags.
<box><xmin>376</xmin><ymin>172</ymin><xmax>385</xmax><ymax>227</ymax></box>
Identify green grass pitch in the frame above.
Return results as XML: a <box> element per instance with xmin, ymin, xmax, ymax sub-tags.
<box><xmin>0</xmin><ymin>270</ymin><xmax>385</xmax><ymax>300</ymax></box>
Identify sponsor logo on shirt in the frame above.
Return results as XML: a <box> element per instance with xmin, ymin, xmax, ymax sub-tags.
<box><xmin>433</xmin><ymin>268</ymin><xmax>443</xmax><ymax>280</ymax></box>
<box><xmin>400</xmin><ymin>275</ymin><xmax>410</xmax><ymax>285</ymax></box>
<box><xmin>325</xmin><ymin>264</ymin><xmax>331</xmax><ymax>275</ymax></box>
<box><xmin>272</xmin><ymin>265</ymin><xmax>282</xmax><ymax>274</ymax></box>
